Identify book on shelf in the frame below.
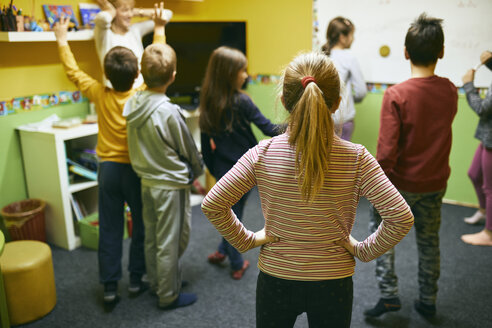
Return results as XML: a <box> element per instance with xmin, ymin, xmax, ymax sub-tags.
<box><xmin>42</xmin><ymin>4</ymin><xmax>79</xmax><ymax>29</ymax></box>
<box><xmin>73</xmin><ymin>149</ymin><xmax>98</xmax><ymax>172</ymax></box>
<box><xmin>67</xmin><ymin>158</ymin><xmax>97</xmax><ymax>181</ymax></box>
<box><xmin>79</xmin><ymin>3</ymin><xmax>101</xmax><ymax>28</ymax></box>
<box><xmin>69</xmin><ymin>194</ymin><xmax>84</xmax><ymax>221</ymax></box>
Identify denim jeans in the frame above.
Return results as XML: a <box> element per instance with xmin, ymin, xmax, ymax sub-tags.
<box><xmin>97</xmin><ymin>161</ymin><xmax>145</xmax><ymax>284</ymax></box>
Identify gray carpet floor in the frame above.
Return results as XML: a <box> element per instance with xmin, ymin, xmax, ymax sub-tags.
<box><xmin>16</xmin><ymin>188</ymin><xmax>492</xmax><ymax>327</ymax></box>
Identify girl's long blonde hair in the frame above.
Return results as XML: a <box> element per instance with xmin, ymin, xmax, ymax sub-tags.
<box><xmin>282</xmin><ymin>52</ymin><xmax>340</xmax><ymax>202</ymax></box>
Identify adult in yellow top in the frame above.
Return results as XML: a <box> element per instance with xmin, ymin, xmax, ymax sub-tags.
<box><xmin>53</xmin><ymin>3</ymin><xmax>167</xmax><ymax>308</ymax></box>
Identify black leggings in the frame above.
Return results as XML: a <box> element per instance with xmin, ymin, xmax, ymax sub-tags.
<box><xmin>256</xmin><ymin>272</ymin><xmax>353</xmax><ymax>328</ymax></box>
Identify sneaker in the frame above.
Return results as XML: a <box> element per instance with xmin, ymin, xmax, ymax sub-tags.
<box><xmin>414</xmin><ymin>300</ymin><xmax>436</xmax><ymax>317</ymax></box>
<box><xmin>464</xmin><ymin>210</ymin><xmax>486</xmax><ymax>224</ymax></box>
<box><xmin>231</xmin><ymin>260</ymin><xmax>250</xmax><ymax>280</ymax></box>
<box><xmin>103</xmin><ymin>282</ymin><xmax>119</xmax><ymax>304</ymax></box>
<box><xmin>159</xmin><ymin>293</ymin><xmax>197</xmax><ymax>310</ymax></box>
<box><xmin>364</xmin><ymin>297</ymin><xmax>401</xmax><ymax>317</ymax></box>
<box><xmin>128</xmin><ymin>281</ymin><xmax>149</xmax><ymax>298</ymax></box>
<box><xmin>207</xmin><ymin>251</ymin><xmax>226</xmax><ymax>264</ymax></box>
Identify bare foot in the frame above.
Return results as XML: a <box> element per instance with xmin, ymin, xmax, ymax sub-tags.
<box><xmin>461</xmin><ymin>229</ymin><xmax>492</xmax><ymax>246</ymax></box>
<box><xmin>464</xmin><ymin>209</ymin><xmax>486</xmax><ymax>224</ymax></box>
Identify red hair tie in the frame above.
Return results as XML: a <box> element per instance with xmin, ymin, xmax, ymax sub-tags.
<box><xmin>301</xmin><ymin>76</ymin><xmax>317</xmax><ymax>89</ymax></box>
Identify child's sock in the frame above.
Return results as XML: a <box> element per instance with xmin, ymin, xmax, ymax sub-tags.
<box><xmin>159</xmin><ymin>293</ymin><xmax>197</xmax><ymax>310</ymax></box>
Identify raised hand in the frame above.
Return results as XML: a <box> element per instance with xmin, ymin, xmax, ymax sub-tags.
<box><xmin>53</xmin><ymin>15</ymin><xmax>70</xmax><ymax>46</ymax></box>
<box><xmin>462</xmin><ymin>68</ymin><xmax>475</xmax><ymax>85</ymax></box>
<box><xmin>480</xmin><ymin>51</ymin><xmax>492</xmax><ymax>65</ymax></box>
<box><xmin>153</xmin><ymin>2</ymin><xmax>168</xmax><ymax>27</ymax></box>
<box><xmin>96</xmin><ymin>0</ymin><xmax>116</xmax><ymax>18</ymax></box>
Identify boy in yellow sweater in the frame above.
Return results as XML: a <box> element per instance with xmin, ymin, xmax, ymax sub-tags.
<box><xmin>53</xmin><ymin>3</ymin><xmax>167</xmax><ymax>307</ymax></box>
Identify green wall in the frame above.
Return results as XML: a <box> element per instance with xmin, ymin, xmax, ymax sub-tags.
<box><xmin>248</xmin><ymin>84</ymin><xmax>480</xmax><ymax>207</ymax></box>
<box><xmin>0</xmin><ymin>102</ymin><xmax>90</xmax><ymax>212</ymax></box>
<box><xmin>0</xmin><ymin>86</ymin><xmax>481</xmax><ymax>223</ymax></box>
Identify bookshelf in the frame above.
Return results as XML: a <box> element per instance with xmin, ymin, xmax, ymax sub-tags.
<box><xmin>0</xmin><ymin>30</ymin><xmax>94</xmax><ymax>42</ymax></box>
<box><xmin>17</xmin><ymin>123</ymin><xmax>98</xmax><ymax>250</ymax></box>
<box><xmin>17</xmin><ymin>110</ymin><xmax>203</xmax><ymax>250</ymax></box>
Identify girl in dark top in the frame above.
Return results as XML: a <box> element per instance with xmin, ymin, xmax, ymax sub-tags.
<box><xmin>199</xmin><ymin>46</ymin><xmax>280</xmax><ymax>279</ymax></box>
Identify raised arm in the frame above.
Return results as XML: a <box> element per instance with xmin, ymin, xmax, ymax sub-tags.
<box><xmin>96</xmin><ymin>0</ymin><xmax>116</xmax><ymax>19</ymax></box>
<box><xmin>462</xmin><ymin>51</ymin><xmax>492</xmax><ymax>117</ymax></box>
<box><xmin>54</xmin><ymin>16</ymin><xmax>101</xmax><ymax>102</ymax></box>
<box><xmin>152</xmin><ymin>2</ymin><xmax>167</xmax><ymax>44</ymax></box>
<box><xmin>132</xmin><ymin>2</ymin><xmax>173</xmax><ymax>39</ymax></box>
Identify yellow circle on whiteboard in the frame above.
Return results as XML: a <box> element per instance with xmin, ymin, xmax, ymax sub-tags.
<box><xmin>380</xmin><ymin>45</ymin><xmax>390</xmax><ymax>57</ymax></box>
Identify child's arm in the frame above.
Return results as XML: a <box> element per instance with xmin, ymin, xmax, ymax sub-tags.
<box><xmin>93</xmin><ymin>0</ymin><xmax>115</xmax><ymax>64</ymax></box>
<box><xmin>164</xmin><ymin>109</ymin><xmax>204</xmax><ymax>180</ymax></box>
<box><xmin>375</xmin><ymin>88</ymin><xmax>400</xmax><ymax>175</ymax></box>
<box><xmin>242</xmin><ymin>94</ymin><xmax>282</xmax><ymax>137</ymax></box>
<box><xmin>462</xmin><ymin>61</ymin><xmax>492</xmax><ymax>117</ymax></box>
<box><xmin>95</xmin><ymin>0</ymin><xmax>116</xmax><ymax>20</ymax></box>
<box><xmin>349</xmin><ymin>55</ymin><xmax>367</xmax><ymax>103</ymax></box>
<box><xmin>133</xmin><ymin>2</ymin><xmax>173</xmax><ymax>39</ymax></box>
<box><xmin>53</xmin><ymin>17</ymin><xmax>102</xmax><ymax>102</ymax></box>
<box><xmin>152</xmin><ymin>2</ymin><xmax>167</xmax><ymax>44</ymax></box>
<box><xmin>353</xmin><ymin>147</ymin><xmax>414</xmax><ymax>262</ymax></box>
<box><xmin>202</xmin><ymin>147</ymin><xmax>276</xmax><ymax>252</ymax></box>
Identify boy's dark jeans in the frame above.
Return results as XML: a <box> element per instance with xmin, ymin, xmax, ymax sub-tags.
<box><xmin>98</xmin><ymin>161</ymin><xmax>145</xmax><ymax>284</ymax></box>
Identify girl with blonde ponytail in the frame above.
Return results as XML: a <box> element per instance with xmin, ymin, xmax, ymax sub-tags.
<box><xmin>202</xmin><ymin>52</ymin><xmax>413</xmax><ymax>328</ymax></box>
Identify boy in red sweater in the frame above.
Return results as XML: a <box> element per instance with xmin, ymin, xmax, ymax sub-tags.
<box><xmin>364</xmin><ymin>13</ymin><xmax>457</xmax><ymax>318</ymax></box>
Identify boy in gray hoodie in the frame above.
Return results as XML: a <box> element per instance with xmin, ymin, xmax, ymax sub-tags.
<box><xmin>124</xmin><ymin>43</ymin><xmax>203</xmax><ymax>310</ymax></box>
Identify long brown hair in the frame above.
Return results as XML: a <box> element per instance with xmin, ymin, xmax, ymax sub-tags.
<box><xmin>199</xmin><ymin>46</ymin><xmax>248</xmax><ymax>136</ymax></box>
<box><xmin>321</xmin><ymin>16</ymin><xmax>354</xmax><ymax>56</ymax></box>
<box><xmin>282</xmin><ymin>52</ymin><xmax>340</xmax><ymax>202</ymax></box>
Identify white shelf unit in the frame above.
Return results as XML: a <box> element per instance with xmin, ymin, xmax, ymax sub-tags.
<box><xmin>18</xmin><ymin>123</ymin><xmax>98</xmax><ymax>250</ymax></box>
<box><xmin>0</xmin><ymin>30</ymin><xmax>94</xmax><ymax>42</ymax></box>
<box><xmin>16</xmin><ymin>109</ymin><xmax>203</xmax><ymax>250</ymax></box>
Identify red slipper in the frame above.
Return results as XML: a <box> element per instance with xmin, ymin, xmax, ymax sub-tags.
<box><xmin>207</xmin><ymin>251</ymin><xmax>226</xmax><ymax>264</ymax></box>
<box><xmin>231</xmin><ymin>260</ymin><xmax>250</xmax><ymax>280</ymax></box>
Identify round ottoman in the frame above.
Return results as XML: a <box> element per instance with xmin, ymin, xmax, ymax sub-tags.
<box><xmin>0</xmin><ymin>240</ymin><xmax>56</xmax><ymax>325</ymax></box>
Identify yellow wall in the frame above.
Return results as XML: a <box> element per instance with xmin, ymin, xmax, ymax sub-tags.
<box><xmin>0</xmin><ymin>0</ymin><xmax>312</xmax><ymax>212</ymax></box>
<box><xmin>0</xmin><ymin>0</ymin><xmax>313</xmax><ymax>99</ymax></box>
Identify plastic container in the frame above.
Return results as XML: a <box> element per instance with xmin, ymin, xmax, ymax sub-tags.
<box><xmin>1</xmin><ymin>199</ymin><xmax>46</xmax><ymax>242</ymax></box>
<box><xmin>79</xmin><ymin>213</ymin><xmax>128</xmax><ymax>250</ymax></box>
<box><xmin>79</xmin><ymin>213</ymin><xmax>99</xmax><ymax>250</ymax></box>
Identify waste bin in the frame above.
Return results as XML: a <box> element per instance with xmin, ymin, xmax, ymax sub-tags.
<box><xmin>0</xmin><ymin>199</ymin><xmax>46</xmax><ymax>242</ymax></box>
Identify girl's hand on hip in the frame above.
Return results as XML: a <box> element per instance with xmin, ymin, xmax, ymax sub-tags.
<box><xmin>253</xmin><ymin>228</ymin><xmax>279</xmax><ymax>248</ymax></box>
<box><xmin>335</xmin><ymin>235</ymin><xmax>358</xmax><ymax>257</ymax></box>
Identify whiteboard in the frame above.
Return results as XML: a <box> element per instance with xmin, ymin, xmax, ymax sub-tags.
<box><xmin>314</xmin><ymin>0</ymin><xmax>492</xmax><ymax>87</ymax></box>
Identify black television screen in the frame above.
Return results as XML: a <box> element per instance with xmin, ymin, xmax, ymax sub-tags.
<box><xmin>142</xmin><ymin>22</ymin><xmax>247</xmax><ymax>106</ymax></box>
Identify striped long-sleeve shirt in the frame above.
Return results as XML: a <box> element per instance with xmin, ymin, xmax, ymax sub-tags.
<box><xmin>202</xmin><ymin>134</ymin><xmax>414</xmax><ymax>281</ymax></box>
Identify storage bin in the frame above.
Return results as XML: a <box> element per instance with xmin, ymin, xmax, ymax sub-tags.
<box><xmin>1</xmin><ymin>199</ymin><xmax>46</xmax><ymax>242</ymax></box>
<box><xmin>79</xmin><ymin>213</ymin><xmax>128</xmax><ymax>250</ymax></box>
